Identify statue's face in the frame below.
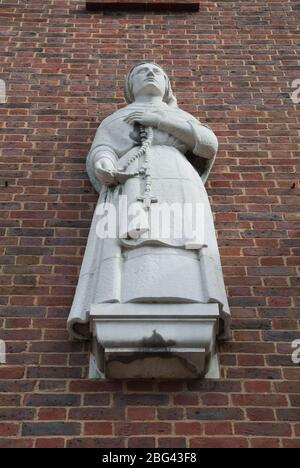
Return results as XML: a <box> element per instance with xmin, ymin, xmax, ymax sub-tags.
<box><xmin>131</xmin><ymin>63</ymin><xmax>166</xmax><ymax>99</ymax></box>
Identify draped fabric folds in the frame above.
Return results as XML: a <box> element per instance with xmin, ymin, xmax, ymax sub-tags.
<box><xmin>67</xmin><ymin>103</ymin><xmax>230</xmax><ymax>341</ymax></box>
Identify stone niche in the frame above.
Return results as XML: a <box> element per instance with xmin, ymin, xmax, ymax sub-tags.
<box><xmin>89</xmin><ymin>303</ymin><xmax>221</xmax><ymax>380</ymax></box>
<box><xmin>86</xmin><ymin>0</ymin><xmax>200</xmax><ymax>12</ymax></box>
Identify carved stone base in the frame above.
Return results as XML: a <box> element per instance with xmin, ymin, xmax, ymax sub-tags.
<box><xmin>89</xmin><ymin>303</ymin><xmax>220</xmax><ymax>379</ymax></box>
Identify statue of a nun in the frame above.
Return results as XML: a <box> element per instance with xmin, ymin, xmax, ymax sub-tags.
<box><xmin>68</xmin><ymin>62</ymin><xmax>230</xmax><ymax>349</ymax></box>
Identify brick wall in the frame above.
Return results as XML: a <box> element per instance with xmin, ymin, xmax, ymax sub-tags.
<box><xmin>0</xmin><ymin>0</ymin><xmax>299</xmax><ymax>448</ymax></box>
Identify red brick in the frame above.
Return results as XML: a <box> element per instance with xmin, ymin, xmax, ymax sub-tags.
<box><xmin>0</xmin><ymin>438</ymin><xmax>33</xmax><ymax>449</ymax></box>
<box><xmin>200</xmin><ymin>394</ymin><xmax>229</xmax><ymax>406</ymax></box>
<box><xmin>250</xmin><ymin>438</ymin><xmax>280</xmax><ymax>449</ymax></box>
<box><xmin>115</xmin><ymin>423</ymin><xmax>172</xmax><ymax>436</ymax></box>
<box><xmin>128</xmin><ymin>437</ymin><xmax>155</xmax><ymax>448</ymax></box>
<box><xmin>246</xmin><ymin>408</ymin><xmax>275</xmax><ymax>422</ymax></box>
<box><xmin>283</xmin><ymin>369</ymin><xmax>300</xmax><ymax>380</ymax></box>
<box><xmin>237</xmin><ymin>355</ymin><xmax>265</xmax><ymax>367</ymax></box>
<box><xmin>67</xmin><ymin>438</ymin><xmax>125</xmax><ymax>449</ymax></box>
<box><xmin>175</xmin><ymin>422</ymin><xmax>203</xmax><ymax>436</ymax></box>
<box><xmin>1</xmin><ymin>0</ymin><xmax>299</xmax><ymax>449</ymax></box>
<box><xmin>173</xmin><ymin>393</ymin><xmax>199</xmax><ymax>406</ymax></box>
<box><xmin>127</xmin><ymin>408</ymin><xmax>156</xmax><ymax>421</ymax></box>
<box><xmin>282</xmin><ymin>440</ymin><xmax>300</xmax><ymax>449</ymax></box>
<box><xmin>190</xmin><ymin>438</ymin><xmax>249</xmax><ymax>449</ymax></box>
<box><xmin>38</xmin><ymin>409</ymin><xmax>67</xmax><ymax>421</ymax></box>
<box><xmin>84</xmin><ymin>422</ymin><xmax>113</xmax><ymax>436</ymax></box>
<box><xmin>22</xmin><ymin>422</ymin><xmax>80</xmax><ymax>437</ymax></box>
<box><xmin>205</xmin><ymin>423</ymin><xmax>232</xmax><ymax>436</ymax></box>
<box><xmin>126</xmin><ymin>381</ymin><xmax>154</xmax><ymax>392</ymax></box>
<box><xmin>276</xmin><ymin>409</ymin><xmax>300</xmax><ymax>422</ymax></box>
<box><xmin>232</xmin><ymin>394</ymin><xmax>288</xmax><ymax>408</ymax></box>
<box><xmin>158</xmin><ymin>438</ymin><xmax>186</xmax><ymax>448</ymax></box>
<box><xmin>35</xmin><ymin>438</ymin><xmax>65</xmax><ymax>449</ymax></box>
<box><xmin>0</xmin><ymin>367</ymin><xmax>25</xmax><ymax>379</ymax></box>
<box><xmin>235</xmin><ymin>423</ymin><xmax>292</xmax><ymax>437</ymax></box>
<box><xmin>0</xmin><ymin>423</ymin><xmax>20</xmax><ymax>437</ymax></box>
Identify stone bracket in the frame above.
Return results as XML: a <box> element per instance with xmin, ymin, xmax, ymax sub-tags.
<box><xmin>89</xmin><ymin>303</ymin><xmax>220</xmax><ymax>379</ymax></box>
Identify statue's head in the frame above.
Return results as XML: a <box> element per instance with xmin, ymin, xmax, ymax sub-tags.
<box><xmin>125</xmin><ymin>62</ymin><xmax>177</xmax><ymax>107</ymax></box>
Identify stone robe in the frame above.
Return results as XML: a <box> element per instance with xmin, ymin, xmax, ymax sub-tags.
<box><xmin>67</xmin><ymin>102</ymin><xmax>230</xmax><ymax>341</ymax></box>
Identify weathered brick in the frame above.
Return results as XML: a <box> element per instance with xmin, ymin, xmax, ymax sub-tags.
<box><xmin>187</xmin><ymin>408</ymin><xmax>244</xmax><ymax>421</ymax></box>
<box><xmin>0</xmin><ymin>367</ymin><xmax>25</xmax><ymax>380</ymax></box>
<box><xmin>83</xmin><ymin>394</ymin><xmax>111</xmax><ymax>406</ymax></box>
<box><xmin>83</xmin><ymin>422</ymin><xmax>113</xmax><ymax>436</ymax></box>
<box><xmin>0</xmin><ymin>438</ymin><xmax>33</xmax><ymax>449</ymax></box>
<box><xmin>276</xmin><ymin>409</ymin><xmax>300</xmax><ymax>422</ymax></box>
<box><xmin>158</xmin><ymin>438</ymin><xmax>186</xmax><ymax>448</ymax></box>
<box><xmin>115</xmin><ymin>394</ymin><xmax>169</xmax><ymax>407</ymax></box>
<box><xmin>201</xmin><ymin>394</ymin><xmax>229</xmax><ymax>406</ymax></box>
<box><xmin>232</xmin><ymin>394</ymin><xmax>288</xmax><ymax>408</ymax></box>
<box><xmin>127</xmin><ymin>408</ymin><xmax>156</xmax><ymax>421</ymax></box>
<box><xmin>157</xmin><ymin>408</ymin><xmax>184</xmax><ymax>421</ymax></box>
<box><xmin>22</xmin><ymin>422</ymin><xmax>81</xmax><ymax>437</ymax></box>
<box><xmin>38</xmin><ymin>409</ymin><xmax>67</xmax><ymax>421</ymax></box>
<box><xmin>1</xmin><ymin>0</ymin><xmax>299</xmax><ymax>449</ymax></box>
<box><xmin>173</xmin><ymin>393</ymin><xmax>199</xmax><ymax>406</ymax></box>
<box><xmin>282</xmin><ymin>440</ymin><xmax>300</xmax><ymax>449</ymax></box>
<box><xmin>250</xmin><ymin>438</ymin><xmax>280</xmax><ymax>449</ymax></box>
<box><xmin>24</xmin><ymin>394</ymin><xmax>81</xmax><ymax>407</ymax></box>
<box><xmin>246</xmin><ymin>408</ymin><xmax>275</xmax><ymax>422</ymax></box>
<box><xmin>190</xmin><ymin>437</ymin><xmax>249</xmax><ymax>449</ymax></box>
<box><xmin>235</xmin><ymin>423</ymin><xmax>292</xmax><ymax>437</ymax></box>
<box><xmin>0</xmin><ymin>423</ymin><xmax>20</xmax><ymax>437</ymax></box>
<box><xmin>66</xmin><ymin>438</ymin><xmax>125</xmax><ymax>449</ymax></box>
<box><xmin>0</xmin><ymin>409</ymin><xmax>35</xmax><ymax>421</ymax></box>
<box><xmin>175</xmin><ymin>422</ymin><xmax>203</xmax><ymax>436</ymax></box>
<box><xmin>205</xmin><ymin>422</ymin><xmax>232</xmax><ymax>436</ymax></box>
<box><xmin>35</xmin><ymin>438</ymin><xmax>65</xmax><ymax>449</ymax></box>
<box><xmin>128</xmin><ymin>437</ymin><xmax>156</xmax><ymax>448</ymax></box>
<box><xmin>115</xmin><ymin>422</ymin><xmax>172</xmax><ymax>436</ymax></box>
<box><xmin>69</xmin><ymin>407</ymin><xmax>123</xmax><ymax>421</ymax></box>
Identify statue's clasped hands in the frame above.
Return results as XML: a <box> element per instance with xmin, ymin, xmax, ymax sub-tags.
<box><xmin>95</xmin><ymin>110</ymin><xmax>169</xmax><ymax>186</ymax></box>
<box><xmin>124</xmin><ymin>109</ymin><xmax>168</xmax><ymax>129</ymax></box>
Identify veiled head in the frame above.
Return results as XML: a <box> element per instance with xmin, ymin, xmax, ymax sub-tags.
<box><xmin>125</xmin><ymin>62</ymin><xmax>177</xmax><ymax>107</ymax></box>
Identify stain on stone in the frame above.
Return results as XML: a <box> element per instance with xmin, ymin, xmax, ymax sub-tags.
<box><xmin>105</xmin><ymin>352</ymin><xmax>202</xmax><ymax>379</ymax></box>
<box><xmin>129</xmin><ymin>123</ymin><xmax>142</xmax><ymax>146</ymax></box>
<box><xmin>142</xmin><ymin>330</ymin><xmax>176</xmax><ymax>349</ymax></box>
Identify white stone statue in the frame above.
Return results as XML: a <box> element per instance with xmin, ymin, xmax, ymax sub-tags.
<box><xmin>67</xmin><ymin>62</ymin><xmax>230</xmax><ymax>379</ymax></box>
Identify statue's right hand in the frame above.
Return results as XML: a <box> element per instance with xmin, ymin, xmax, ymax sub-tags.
<box><xmin>94</xmin><ymin>159</ymin><xmax>117</xmax><ymax>186</ymax></box>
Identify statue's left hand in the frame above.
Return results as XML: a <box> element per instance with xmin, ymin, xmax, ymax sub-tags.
<box><xmin>124</xmin><ymin>110</ymin><xmax>168</xmax><ymax>128</ymax></box>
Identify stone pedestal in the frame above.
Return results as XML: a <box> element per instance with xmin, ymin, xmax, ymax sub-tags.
<box><xmin>89</xmin><ymin>303</ymin><xmax>220</xmax><ymax>379</ymax></box>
